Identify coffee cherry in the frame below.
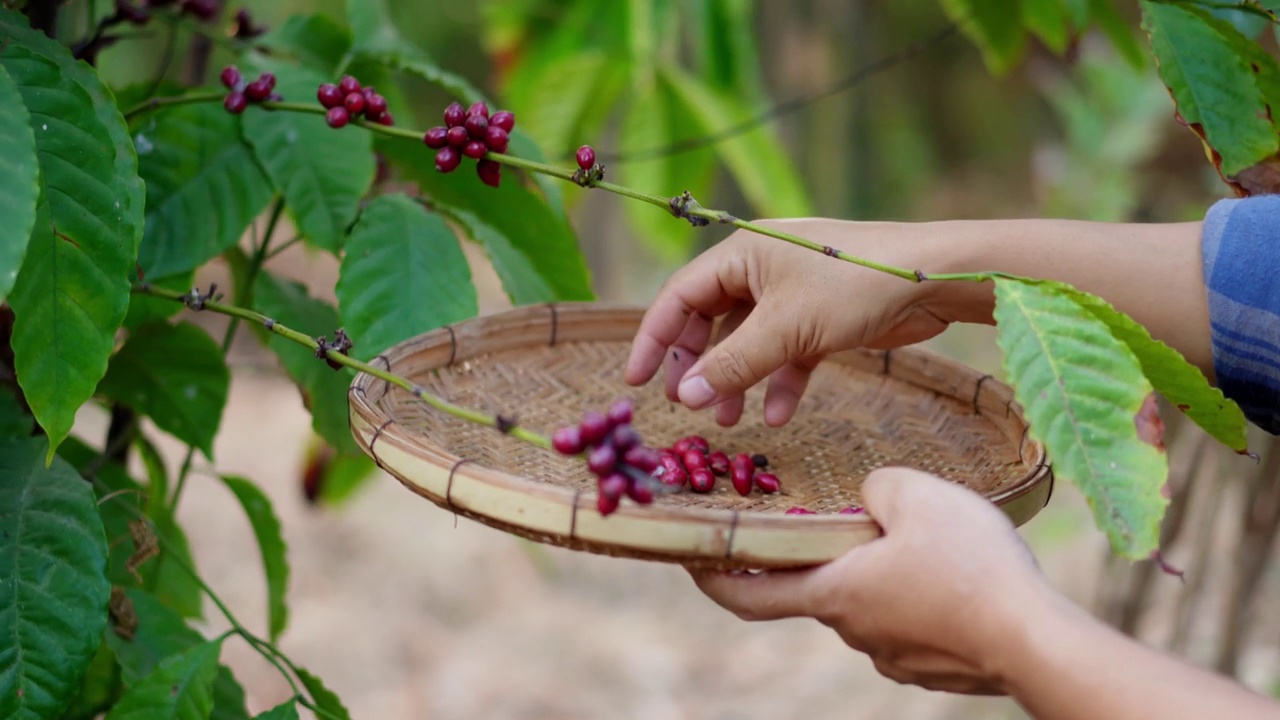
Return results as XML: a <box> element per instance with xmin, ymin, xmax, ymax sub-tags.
<box><xmin>598</xmin><ymin>490</ymin><xmax>621</xmax><ymax>516</ymax></box>
<box><xmin>476</xmin><ymin>159</ymin><xmax>501</xmax><ymax>187</ymax></box>
<box><xmin>686</xmin><ymin>436</ymin><xmax>710</xmax><ymax>454</ymax></box>
<box><xmin>259</xmin><ymin>73</ymin><xmax>276</xmax><ymax>91</ymax></box>
<box><xmin>752</xmin><ymin>453</ymin><xmax>769</xmax><ymax>468</ymax></box>
<box><xmin>376</xmin><ymin>112</ymin><xmax>395</xmax><ymax>126</ymax></box>
<box><xmin>360</xmin><ymin>85</ymin><xmax>376</xmax><ymax>99</ymax></box>
<box><xmin>708</xmin><ymin>451</ymin><xmax>730</xmax><ymax>476</ymax></box>
<box><xmin>223</xmin><ymin>91</ymin><xmax>247</xmax><ymax>114</ymax></box>
<box><xmin>689</xmin><ymin>468</ymin><xmax>716</xmax><ymax>493</ymax></box>
<box><xmin>464</xmin><ymin>113</ymin><xmax>488</xmax><ymax>139</ymax></box>
<box><xmin>730</xmin><ymin>454</ymin><xmax>754</xmax><ymax>496</ymax></box>
<box><xmin>626</xmin><ymin>476</ymin><xmax>655</xmax><ymax>504</ymax></box>
<box><xmin>325</xmin><ymin>106</ymin><xmax>349</xmax><ymax>129</ymax></box>
<box><xmin>624</xmin><ymin>446</ymin><xmax>660</xmax><ymax>474</ymax></box>
<box><xmin>344</xmin><ymin>92</ymin><xmax>365</xmax><ymax>115</ymax></box>
<box><xmin>338</xmin><ymin>75</ymin><xmax>361</xmax><ymax>96</ymax></box>
<box><xmin>243</xmin><ymin>79</ymin><xmax>269</xmax><ymax>102</ymax></box>
<box><xmin>839</xmin><ymin>506</ymin><xmax>865</xmax><ymax>515</ymax></box>
<box><xmin>754</xmin><ymin>473</ymin><xmax>780</xmax><ymax>494</ymax></box>
<box><xmin>484</xmin><ymin>127</ymin><xmax>510</xmax><ymax>154</ymax></box>
<box><xmin>587</xmin><ymin>443</ymin><xmax>617</xmax><ymax>476</ymax></box>
<box><xmin>443</xmin><ymin>102</ymin><xmax>466</xmax><ymax>127</ymax></box>
<box><xmin>446</xmin><ymin>126</ymin><xmax>469</xmax><ymax>148</ymax></box>
<box><xmin>490</xmin><ymin>110</ymin><xmax>515</xmax><ymax>133</ymax></box>
<box><xmin>220</xmin><ymin>66</ymin><xmax>242</xmax><ymax>90</ymax></box>
<box><xmin>682</xmin><ymin>449</ymin><xmax>708</xmax><ymax>472</ymax></box>
<box><xmin>663</xmin><ymin>467</ymin><xmax>689</xmax><ymax>488</ymax></box>
<box><xmin>423</xmin><ymin>127</ymin><xmax>448</xmax><ymax>149</ymax></box>
<box><xmin>579</xmin><ymin>411</ymin><xmax>610</xmax><ymax>446</ymax></box>
<box><xmin>434</xmin><ymin>146</ymin><xmax>461</xmax><ymax>173</ymax></box>
<box><xmin>466</xmin><ymin>101</ymin><xmax>489</xmax><ymax>118</ymax></box>
<box><xmin>576</xmin><ymin>145</ymin><xmax>596</xmax><ymax>171</ymax></box>
<box><xmin>599</xmin><ymin>473</ymin><xmax>628</xmax><ymax>500</ymax></box>
<box><xmin>672</xmin><ymin>438</ymin><xmax>693</xmax><ymax>455</ymax></box>
<box><xmin>552</xmin><ymin>425</ymin><xmax>585</xmax><ymax>455</ymax></box>
<box><xmin>462</xmin><ymin>141</ymin><xmax>487</xmax><ymax>160</ymax></box>
<box><xmin>785</xmin><ymin>507</ymin><xmax>817</xmax><ymax>515</ymax></box>
<box><xmin>610</xmin><ymin>424</ymin><xmax>640</xmax><ymax>452</ymax></box>
<box><xmin>365</xmin><ymin>93</ymin><xmax>388</xmax><ymax>116</ymax></box>
<box><xmin>607</xmin><ymin>399</ymin><xmax>634</xmax><ymax>426</ymax></box>
<box><xmin>317</xmin><ymin>83</ymin><xmax>343</xmax><ymax>108</ymax></box>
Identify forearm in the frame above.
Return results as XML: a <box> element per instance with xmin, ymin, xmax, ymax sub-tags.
<box><xmin>924</xmin><ymin>219</ymin><xmax>1213</xmax><ymax>377</ymax></box>
<box><xmin>998</xmin><ymin>590</ymin><xmax>1279</xmax><ymax>720</ymax></box>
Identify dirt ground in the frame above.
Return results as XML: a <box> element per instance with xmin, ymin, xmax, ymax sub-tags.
<box><xmin>71</xmin><ymin>238</ymin><xmax>1165</xmax><ymax>720</ymax></box>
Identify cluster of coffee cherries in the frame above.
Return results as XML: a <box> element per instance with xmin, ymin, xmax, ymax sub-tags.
<box><xmin>112</xmin><ymin>0</ymin><xmax>220</xmax><ymax>25</ymax></box>
<box><xmin>318</xmin><ymin>75</ymin><xmax>393</xmax><ymax>129</ymax></box>
<box><xmin>219</xmin><ymin>66</ymin><xmax>279</xmax><ymax>115</ymax></box>
<box><xmin>552</xmin><ymin>400</ymin><xmax>665</xmax><ymax>516</ymax></box>
<box><xmin>422</xmin><ymin>102</ymin><xmax>514</xmax><ymax>188</ymax></box>
<box><xmin>653</xmin><ymin>436</ymin><xmax>781</xmax><ymax>497</ymax></box>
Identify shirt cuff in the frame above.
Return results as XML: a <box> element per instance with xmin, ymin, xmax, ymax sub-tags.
<box><xmin>1201</xmin><ymin>194</ymin><xmax>1280</xmax><ymax>435</ymax></box>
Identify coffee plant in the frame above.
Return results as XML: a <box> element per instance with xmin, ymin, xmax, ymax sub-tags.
<box><xmin>0</xmin><ymin>0</ymin><xmax>1276</xmax><ymax>717</ymax></box>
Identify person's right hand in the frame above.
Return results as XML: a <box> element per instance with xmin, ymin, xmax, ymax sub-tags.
<box><xmin>625</xmin><ymin>219</ymin><xmax>984</xmax><ymax>426</ymax></box>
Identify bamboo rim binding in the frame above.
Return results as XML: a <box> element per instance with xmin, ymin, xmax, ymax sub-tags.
<box><xmin>348</xmin><ymin>304</ymin><xmax>1053</xmax><ymax>570</ymax></box>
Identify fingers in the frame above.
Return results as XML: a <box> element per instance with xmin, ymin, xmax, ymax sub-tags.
<box><xmin>677</xmin><ymin>309</ymin><xmax>791</xmax><ymax>408</ymax></box>
<box><xmin>715</xmin><ymin>393</ymin><xmax>745</xmax><ymax>426</ymax></box>
<box><xmin>763</xmin><ymin>360</ymin><xmax>817</xmax><ymax>426</ymax></box>
<box><xmin>660</xmin><ymin>315</ymin><xmax>713</xmax><ymax>401</ymax></box>
<box><xmin>687</xmin><ymin>567</ymin><xmax>822</xmax><ymax>621</ymax></box>
<box><xmin>625</xmin><ymin>249</ymin><xmax>755</xmax><ymax>387</ymax></box>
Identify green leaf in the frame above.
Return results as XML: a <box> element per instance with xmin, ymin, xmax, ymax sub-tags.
<box><xmin>1048</xmin><ymin>282</ymin><xmax>1250</xmax><ymax>452</ymax></box>
<box><xmin>1141</xmin><ymin>0</ymin><xmax>1278</xmax><ymax>175</ymax></box>
<box><xmin>336</xmin><ymin>194</ymin><xmax>477</xmax><ymax>357</ymax></box>
<box><xmin>660</xmin><ymin>66</ymin><xmax>811</xmax><ymax>217</ymax></box>
<box><xmin>939</xmin><ymin>0</ymin><xmax>1026</xmax><ymax>72</ymax></box>
<box><xmin>1088</xmin><ymin>0</ymin><xmax>1147</xmax><ymax>68</ymax></box>
<box><xmin>133</xmin><ymin>100</ymin><xmax>275</xmax><ymax>278</ymax></box>
<box><xmin>134</xmin><ymin>433</ymin><xmax>170</xmax><ymax>511</ymax></box>
<box><xmin>124</xmin><ymin>270</ymin><xmax>195</xmax><ymax>330</ymax></box>
<box><xmin>150</xmin><ymin>510</ymin><xmax>203</xmax><ymax>619</ymax></box>
<box><xmin>60</xmin><ymin>638</ymin><xmax>120</xmax><ymax>720</ymax></box>
<box><xmin>1022</xmin><ymin>0</ymin><xmax>1072</xmax><ymax>52</ymax></box>
<box><xmin>0</xmin><ymin>63</ymin><xmax>38</xmax><ymax>304</ymax></box>
<box><xmin>346</xmin><ymin>0</ymin><xmax>404</xmax><ymax>55</ymax></box>
<box><xmin>259</xmin><ymin>13</ymin><xmax>353</xmax><ymax>74</ymax></box>
<box><xmin>295</xmin><ymin>667</ymin><xmax>350</xmax><ymax>720</ymax></box>
<box><xmin>106</xmin><ymin>590</ymin><xmax>202</xmax><ymax>684</ymax></box>
<box><xmin>0</xmin><ymin>384</ymin><xmax>32</xmax><ymax>437</ymax></box>
<box><xmin>253</xmin><ymin>701</ymin><xmax>300</xmax><ymax>720</ymax></box>
<box><xmin>219</xmin><ymin>476</ymin><xmax>290</xmax><ymax>641</ymax></box>
<box><xmin>993</xmin><ymin>277</ymin><xmax>1168</xmax><ymax>558</ymax></box>
<box><xmin>1</xmin><ymin>36</ymin><xmax>138</xmax><ymax>460</ymax></box>
<box><xmin>317</xmin><ymin>453</ymin><xmax>378</xmax><ymax>506</ymax></box>
<box><xmin>209</xmin><ymin>666</ymin><xmax>251</xmax><ymax>720</ymax></box>
<box><xmin>0</xmin><ymin>437</ymin><xmax>110</xmax><ymax>720</ymax></box>
<box><xmin>242</xmin><ymin>61</ymin><xmax>375</xmax><ymax>253</ymax></box>
<box><xmin>617</xmin><ymin>77</ymin><xmax>718</xmax><ymax>264</ymax></box>
<box><xmin>698</xmin><ymin>0</ymin><xmax>766</xmax><ymax>100</ymax></box>
<box><xmin>105</xmin><ymin>638</ymin><xmax>221</xmax><ymax>720</ymax></box>
<box><xmin>505</xmin><ymin>49</ymin><xmax>625</xmax><ymax>160</ymax></box>
<box><xmin>253</xmin><ymin>272</ymin><xmax>359</xmax><ymax>455</ymax></box>
<box><xmin>97</xmin><ymin>322</ymin><xmax>230</xmax><ymax>460</ymax></box>
<box><xmin>379</xmin><ymin>139</ymin><xmax>592</xmax><ymax>303</ymax></box>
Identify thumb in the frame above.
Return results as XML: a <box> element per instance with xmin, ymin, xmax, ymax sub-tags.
<box><xmin>858</xmin><ymin>466</ymin><xmax>968</xmax><ymax>529</ymax></box>
<box><xmin>677</xmin><ymin>309</ymin><xmax>790</xmax><ymax>408</ymax></box>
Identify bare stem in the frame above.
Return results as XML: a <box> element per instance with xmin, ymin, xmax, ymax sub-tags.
<box><xmin>133</xmin><ymin>284</ymin><xmax>552</xmax><ymax>449</ymax></box>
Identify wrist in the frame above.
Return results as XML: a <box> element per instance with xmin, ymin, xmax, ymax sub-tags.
<box><xmin>915</xmin><ymin>219</ymin><xmax>1012</xmax><ymax>326</ymax></box>
<box><xmin>990</xmin><ymin>580</ymin><xmax>1104</xmax><ymax>696</ymax></box>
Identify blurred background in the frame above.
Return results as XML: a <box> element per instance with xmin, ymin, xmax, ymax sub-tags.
<box><xmin>70</xmin><ymin>0</ymin><xmax>1280</xmax><ymax>717</ymax></box>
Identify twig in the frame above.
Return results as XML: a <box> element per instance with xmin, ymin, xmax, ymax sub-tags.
<box><xmin>134</xmin><ymin>284</ymin><xmax>553</xmax><ymax>449</ymax></box>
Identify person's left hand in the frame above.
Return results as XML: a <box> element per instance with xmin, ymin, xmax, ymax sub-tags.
<box><xmin>687</xmin><ymin>467</ymin><xmax>1059</xmax><ymax>695</ymax></box>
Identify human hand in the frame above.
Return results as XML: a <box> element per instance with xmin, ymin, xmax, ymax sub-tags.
<box><xmin>624</xmin><ymin>220</ymin><xmax>982</xmax><ymax>426</ymax></box>
<box><xmin>687</xmin><ymin>467</ymin><xmax>1058</xmax><ymax>695</ymax></box>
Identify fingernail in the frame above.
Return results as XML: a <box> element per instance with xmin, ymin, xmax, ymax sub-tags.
<box><xmin>678</xmin><ymin>375</ymin><xmax>718</xmax><ymax>408</ymax></box>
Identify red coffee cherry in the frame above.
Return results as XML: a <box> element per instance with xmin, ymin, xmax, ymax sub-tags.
<box><xmin>434</xmin><ymin>146</ymin><xmax>461</xmax><ymax>173</ymax></box>
<box><xmin>338</xmin><ymin>75</ymin><xmax>361</xmax><ymax>96</ymax></box>
<box><xmin>587</xmin><ymin>443</ymin><xmax>617</xmax><ymax>476</ymax></box>
<box><xmin>484</xmin><ymin>126</ymin><xmax>510</xmax><ymax>154</ymax></box>
<box><xmin>317</xmin><ymin>83</ymin><xmax>343</xmax><ymax>108</ymax></box>
<box><xmin>552</xmin><ymin>426</ymin><xmax>585</xmax><ymax>455</ymax></box>
<box><xmin>223</xmin><ymin>91</ymin><xmax>247</xmax><ymax>114</ymax></box>
<box><xmin>754</xmin><ymin>473</ymin><xmax>780</xmax><ymax>494</ymax></box>
<box><xmin>579</xmin><ymin>411</ymin><xmax>610</xmax><ymax>446</ymax></box>
<box><xmin>343</xmin><ymin>92</ymin><xmax>366</xmax><ymax>115</ymax></box>
<box><xmin>446</xmin><ymin>126</ymin><xmax>469</xmax><ymax>148</ymax></box>
<box><xmin>576</xmin><ymin>145</ymin><xmax>596</xmax><ymax>171</ymax></box>
<box><xmin>689</xmin><ymin>469</ymin><xmax>716</xmax><ymax>493</ymax></box>
<box><xmin>489</xmin><ymin>110</ymin><xmax>515</xmax><ymax>132</ymax></box>
<box><xmin>220</xmin><ymin>66</ymin><xmax>242</xmax><ymax>90</ymax></box>
<box><xmin>463</xmin><ymin>141</ymin><xmax>487</xmax><ymax>159</ymax></box>
<box><xmin>443</xmin><ymin>102</ymin><xmax>466</xmax><ymax>127</ymax></box>
<box><xmin>708</xmin><ymin>451</ymin><xmax>730</xmax><ymax>476</ymax></box>
<box><xmin>785</xmin><ymin>507</ymin><xmax>817</xmax><ymax>515</ymax></box>
<box><xmin>325</xmin><ymin>106</ymin><xmax>349</xmax><ymax>129</ymax></box>
<box><xmin>466</xmin><ymin>101</ymin><xmax>489</xmax><ymax>119</ymax></box>
<box><xmin>423</xmin><ymin>127</ymin><xmax>449</xmax><ymax>149</ymax></box>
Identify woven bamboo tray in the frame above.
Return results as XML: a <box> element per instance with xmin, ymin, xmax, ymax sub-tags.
<box><xmin>348</xmin><ymin>303</ymin><xmax>1052</xmax><ymax>570</ymax></box>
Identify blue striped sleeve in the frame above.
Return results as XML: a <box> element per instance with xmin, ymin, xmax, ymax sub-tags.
<box><xmin>1201</xmin><ymin>194</ymin><xmax>1280</xmax><ymax>434</ymax></box>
